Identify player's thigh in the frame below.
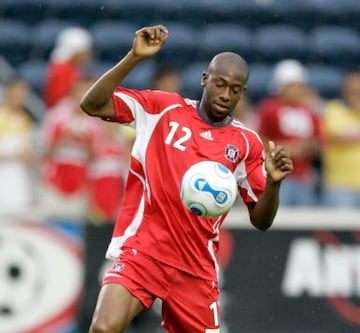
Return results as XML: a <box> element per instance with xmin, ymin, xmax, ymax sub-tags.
<box><xmin>162</xmin><ymin>274</ymin><xmax>220</xmax><ymax>333</ymax></box>
<box><xmin>90</xmin><ymin>283</ymin><xmax>144</xmax><ymax>332</ymax></box>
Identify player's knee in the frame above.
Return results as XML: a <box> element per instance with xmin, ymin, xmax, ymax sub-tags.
<box><xmin>89</xmin><ymin>317</ymin><xmax>125</xmax><ymax>333</ymax></box>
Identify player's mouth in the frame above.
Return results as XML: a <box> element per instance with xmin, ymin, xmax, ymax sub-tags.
<box><xmin>213</xmin><ymin>102</ymin><xmax>230</xmax><ymax>113</ymax></box>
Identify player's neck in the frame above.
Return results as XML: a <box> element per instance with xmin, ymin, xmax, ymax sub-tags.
<box><xmin>196</xmin><ymin>101</ymin><xmax>233</xmax><ymax>128</ymax></box>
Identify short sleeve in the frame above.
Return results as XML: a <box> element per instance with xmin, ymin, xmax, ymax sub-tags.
<box><xmin>236</xmin><ymin>131</ymin><xmax>266</xmax><ymax>203</ymax></box>
<box><xmin>109</xmin><ymin>87</ymin><xmax>184</xmax><ymax>124</ymax></box>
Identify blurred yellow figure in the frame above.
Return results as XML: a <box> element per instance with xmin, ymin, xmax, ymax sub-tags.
<box><xmin>322</xmin><ymin>70</ymin><xmax>360</xmax><ymax>207</ymax></box>
<box><xmin>0</xmin><ymin>80</ymin><xmax>37</xmax><ymax>213</ymax></box>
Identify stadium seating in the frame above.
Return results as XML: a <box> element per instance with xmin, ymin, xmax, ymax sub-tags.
<box><xmin>0</xmin><ymin>0</ymin><xmax>48</xmax><ymax>25</ymax></box>
<box><xmin>122</xmin><ymin>59</ymin><xmax>157</xmax><ymax>90</ymax></box>
<box><xmin>43</xmin><ymin>0</ymin><xmax>104</xmax><ymax>27</ymax></box>
<box><xmin>30</xmin><ymin>19</ymin><xmax>79</xmax><ymax>60</ymax></box>
<box><xmin>269</xmin><ymin>0</ymin><xmax>329</xmax><ymax>30</ymax></box>
<box><xmin>253</xmin><ymin>24</ymin><xmax>309</xmax><ymax>63</ymax></box>
<box><xmin>196</xmin><ymin>24</ymin><xmax>253</xmax><ymax>63</ymax></box>
<box><xmin>17</xmin><ymin>60</ymin><xmax>48</xmax><ymax>95</ymax></box>
<box><xmin>180</xmin><ymin>62</ymin><xmax>208</xmax><ymax>100</ymax></box>
<box><xmin>0</xmin><ymin>20</ymin><xmax>32</xmax><ymax>66</ymax></box>
<box><xmin>0</xmin><ymin>0</ymin><xmax>356</xmax><ymax>104</ymax></box>
<box><xmin>246</xmin><ymin>63</ymin><xmax>274</xmax><ymax>102</ymax></box>
<box><xmin>83</xmin><ymin>61</ymin><xmax>115</xmax><ymax>78</ymax></box>
<box><xmin>90</xmin><ymin>21</ymin><xmax>137</xmax><ymax>62</ymax></box>
<box><xmin>83</xmin><ymin>59</ymin><xmax>156</xmax><ymax>90</ymax></box>
<box><xmin>306</xmin><ymin>64</ymin><xmax>343</xmax><ymax>98</ymax></box>
<box><xmin>318</xmin><ymin>0</ymin><xmax>360</xmax><ymax>29</ymax></box>
<box><xmin>153</xmin><ymin>22</ymin><xmax>198</xmax><ymax>68</ymax></box>
<box><xmin>157</xmin><ymin>0</ymin><xmax>225</xmax><ymax>28</ymax></box>
<box><xmin>308</xmin><ymin>25</ymin><xmax>360</xmax><ymax>68</ymax></box>
<box><xmin>101</xmin><ymin>0</ymin><xmax>168</xmax><ymax>26</ymax></box>
<box><xmin>205</xmin><ymin>0</ymin><xmax>274</xmax><ymax>29</ymax></box>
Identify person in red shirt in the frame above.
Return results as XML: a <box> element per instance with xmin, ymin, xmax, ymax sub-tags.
<box><xmin>88</xmin><ymin>122</ymin><xmax>129</xmax><ymax>224</ymax></box>
<box><xmin>43</xmin><ymin>27</ymin><xmax>92</xmax><ymax>108</ymax></box>
<box><xmin>39</xmin><ymin>77</ymin><xmax>100</xmax><ymax>222</ymax></box>
<box><xmin>80</xmin><ymin>25</ymin><xmax>293</xmax><ymax>333</ymax></box>
<box><xmin>257</xmin><ymin>59</ymin><xmax>323</xmax><ymax>206</ymax></box>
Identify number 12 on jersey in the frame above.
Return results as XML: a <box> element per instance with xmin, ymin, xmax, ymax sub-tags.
<box><xmin>165</xmin><ymin>121</ymin><xmax>192</xmax><ymax>151</ymax></box>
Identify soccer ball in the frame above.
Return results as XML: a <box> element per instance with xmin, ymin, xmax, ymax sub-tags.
<box><xmin>180</xmin><ymin>161</ymin><xmax>237</xmax><ymax>217</ymax></box>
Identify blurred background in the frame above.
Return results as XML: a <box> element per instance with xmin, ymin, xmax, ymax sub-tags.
<box><xmin>0</xmin><ymin>0</ymin><xmax>359</xmax><ymax>332</ymax></box>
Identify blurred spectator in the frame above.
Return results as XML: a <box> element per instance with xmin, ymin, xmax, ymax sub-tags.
<box><xmin>43</xmin><ymin>27</ymin><xmax>92</xmax><ymax>108</ymax></box>
<box><xmin>0</xmin><ymin>79</ymin><xmax>37</xmax><ymax>213</ymax></box>
<box><xmin>38</xmin><ymin>77</ymin><xmax>100</xmax><ymax>222</ymax></box>
<box><xmin>302</xmin><ymin>86</ymin><xmax>326</xmax><ymax>116</ymax></box>
<box><xmin>321</xmin><ymin>70</ymin><xmax>360</xmax><ymax>207</ymax></box>
<box><xmin>88</xmin><ymin>122</ymin><xmax>129</xmax><ymax>224</ymax></box>
<box><xmin>151</xmin><ymin>66</ymin><xmax>182</xmax><ymax>93</ymax></box>
<box><xmin>257</xmin><ymin>59</ymin><xmax>323</xmax><ymax>206</ymax></box>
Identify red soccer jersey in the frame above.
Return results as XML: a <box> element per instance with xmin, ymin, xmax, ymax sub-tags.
<box><xmin>41</xmin><ymin>99</ymin><xmax>100</xmax><ymax>195</ymax></box>
<box><xmin>257</xmin><ymin>97</ymin><xmax>322</xmax><ymax>181</ymax></box>
<box><xmin>105</xmin><ymin>88</ymin><xmax>266</xmax><ymax>281</ymax></box>
<box><xmin>88</xmin><ymin>134</ymin><xmax>128</xmax><ymax>221</ymax></box>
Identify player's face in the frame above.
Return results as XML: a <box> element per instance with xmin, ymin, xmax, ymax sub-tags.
<box><xmin>201</xmin><ymin>69</ymin><xmax>247</xmax><ymax>124</ymax></box>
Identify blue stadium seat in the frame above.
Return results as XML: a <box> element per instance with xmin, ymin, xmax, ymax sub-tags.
<box><xmin>309</xmin><ymin>26</ymin><xmax>360</xmax><ymax>68</ymax></box>
<box><xmin>269</xmin><ymin>0</ymin><xmax>328</xmax><ymax>30</ymax></box>
<box><xmin>122</xmin><ymin>60</ymin><xmax>156</xmax><ymax>90</ymax></box>
<box><xmin>246</xmin><ymin>63</ymin><xmax>273</xmax><ymax>102</ymax></box>
<box><xmin>154</xmin><ymin>22</ymin><xmax>198</xmax><ymax>67</ymax></box>
<box><xmin>160</xmin><ymin>0</ymin><xmax>221</xmax><ymax>27</ymax></box>
<box><xmin>253</xmin><ymin>25</ymin><xmax>308</xmax><ymax>63</ymax></box>
<box><xmin>205</xmin><ymin>0</ymin><xmax>274</xmax><ymax>28</ymax></box>
<box><xmin>31</xmin><ymin>19</ymin><xmax>79</xmax><ymax>60</ymax></box>
<box><xmin>101</xmin><ymin>0</ymin><xmax>169</xmax><ymax>26</ymax></box>
<box><xmin>197</xmin><ymin>24</ymin><xmax>252</xmax><ymax>62</ymax></box>
<box><xmin>181</xmin><ymin>62</ymin><xmax>208</xmax><ymax>100</ymax></box>
<box><xmin>318</xmin><ymin>0</ymin><xmax>360</xmax><ymax>29</ymax></box>
<box><xmin>17</xmin><ymin>60</ymin><xmax>48</xmax><ymax>95</ymax></box>
<box><xmin>0</xmin><ymin>0</ymin><xmax>48</xmax><ymax>25</ymax></box>
<box><xmin>43</xmin><ymin>0</ymin><xmax>104</xmax><ymax>27</ymax></box>
<box><xmin>102</xmin><ymin>0</ymin><xmax>226</xmax><ymax>28</ymax></box>
<box><xmin>83</xmin><ymin>61</ymin><xmax>115</xmax><ymax>78</ymax></box>
<box><xmin>306</xmin><ymin>64</ymin><xmax>343</xmax><ymax>98</ymax></box>
<box><xmin>0</xmin><ymin>20</ymin><xmax>31</xmax><ymax>66</ymax></box>
<box><xmin>90</xmin><ymin>21</ymin><xmax>137</xmax><ymax>62</ymax></box>
<box><xmin>85</xmin><ymin>59</ymin><xmax>157</xmax><ymax>90</ymax></box>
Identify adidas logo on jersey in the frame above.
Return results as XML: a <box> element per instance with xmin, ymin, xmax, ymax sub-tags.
<box><xmin>200</xmin><ymin>130</ymin><xmax>214</xmax><ymax>141</ymax></box>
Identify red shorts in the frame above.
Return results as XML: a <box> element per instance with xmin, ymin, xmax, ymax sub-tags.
<box><xmin>103</xmin><ymin>248</ymin><xmax>220</xmax><ymax>333</ymax></box>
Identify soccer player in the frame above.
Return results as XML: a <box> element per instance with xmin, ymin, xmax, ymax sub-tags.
<box><xmin>81</xmin><ymin>25</ymin><xmax>293</xmax><ymax>333</ymax></box>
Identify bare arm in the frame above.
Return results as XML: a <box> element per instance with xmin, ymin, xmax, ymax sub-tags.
<box><xmin>80</xmin><ymin>25</ymin><xmax>169</xmax><ymax>118</ymax></box>
<box><xmin>247</xmin><ymin>141</ymin><xmax>293</xmax><ymax>231</ymax></box>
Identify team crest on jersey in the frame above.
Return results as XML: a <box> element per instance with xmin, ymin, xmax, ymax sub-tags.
<box><xmin>112</xmin><ymin>263</ymin><xmax>125</xmax><ymax>272</ymax></box>
<box><xmin>225</xmin><ymin>144</ymin><xmax>239</xmax><ymax>162</ymax></box>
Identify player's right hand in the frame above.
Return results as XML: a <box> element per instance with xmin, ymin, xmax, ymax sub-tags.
<box><xmin>131</xmin><ymin>25</ymin><xmax>168</xmax><ymax>58</ymax></box>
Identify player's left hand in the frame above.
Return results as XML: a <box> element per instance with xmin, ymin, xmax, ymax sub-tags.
<box><xmin>131</xmin><ymin>25</ymin><xmax>169</xmax><ymax>59</ymax></box>
<box><xmin>265</xmin><ymin>141</ymin><xmax>293</xmax><ymax>184</ymax></box>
